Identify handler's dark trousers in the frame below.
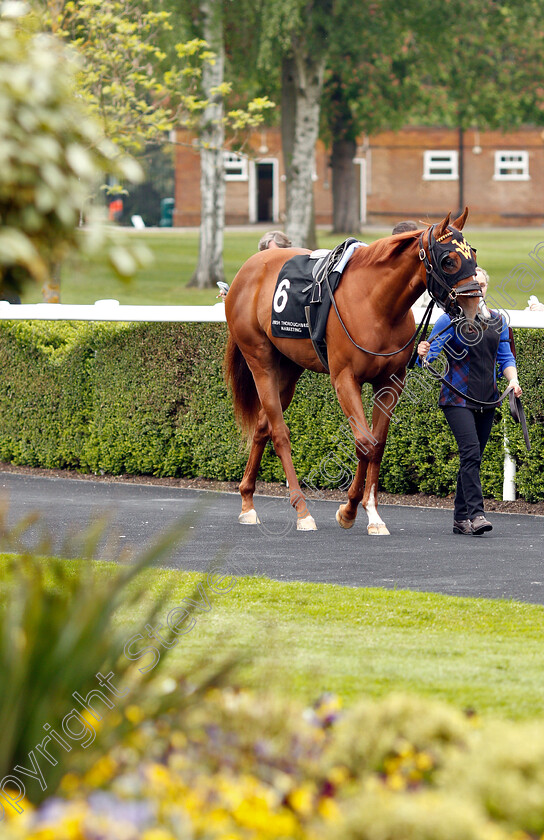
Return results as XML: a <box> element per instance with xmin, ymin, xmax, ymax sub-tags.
<box><xmin>441</xmin><ymin>406</ymin><xmax>496</xmax><ymax>521</ymax></box>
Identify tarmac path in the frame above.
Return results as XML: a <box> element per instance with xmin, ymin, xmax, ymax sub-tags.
<box><xmin>1</xmin><ymin>471</ymin><xmax>544</xmax><ymax>605</ymax></box>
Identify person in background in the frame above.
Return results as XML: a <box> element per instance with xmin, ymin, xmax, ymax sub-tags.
<box><xmin>392</xmin><ymin>220</ymin><xmax>418</xmax><ymax>235</ymax></box>
<box><xmin>217</xmin><ymin>231</ymin><xmax>293</xmax><ymax>300</ymax></box>
<box><xmin>417</xmin><ymin>266</ymin><xmax>522</xmax><ymax>537</ymax></box>
<box><xmin>258</xmin><ymin>230</ymin><xmax>292</xmax><ymax>251</ymax></box>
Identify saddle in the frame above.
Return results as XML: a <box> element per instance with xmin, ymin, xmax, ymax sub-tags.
<box><xmin>271</xmin><ymin>237</ymin><xmax>365</xmax><ymax>370</ymax></box>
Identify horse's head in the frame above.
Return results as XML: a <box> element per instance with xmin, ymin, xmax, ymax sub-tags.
<box><xmin>420</xmin><ymin>208</ymin><xmax>479</xmax><ymax>317</ymax></box>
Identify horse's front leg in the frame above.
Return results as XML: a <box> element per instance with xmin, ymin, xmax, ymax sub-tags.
<box><xmin>333</xmin><ymin>370</ymin><xmax>402</xmax><ymax>535</ymax></box>
<box><xmin>332</xmin><ymin>370</ymin><xmax>376</xmax><ymax>532</ymax></box>
<box><xmin>359</xmin><ymin>375</ymin><xmax>404</xmax><ymax>535</ymax></box>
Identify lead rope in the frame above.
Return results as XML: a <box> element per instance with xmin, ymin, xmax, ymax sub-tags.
<box><xmin>421</xmin><ymin>319</ymin><xmax>514</xmax><ymax>408</ymax></box>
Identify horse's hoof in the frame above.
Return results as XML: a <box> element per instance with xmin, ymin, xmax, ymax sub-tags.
<box><xmin>367</xmin><ymin>523</ymin><xmax>390</xmax><ymax>536</ymax></box>
<box><xmin>238</xmin><ymin>509</ymin><xmax>260</xmax><ymax>525</ymax></box>
<box><xmin>336</xmin><ymin>506</ymin><xmax>355</xmax><ymax>529</ymax></box>
<box><xmin>297</xmin><ymin>514</ymin><xmax>317</xmax><ymax>531</ymax></box>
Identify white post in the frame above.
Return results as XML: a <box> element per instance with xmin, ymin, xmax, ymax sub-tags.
<box><xmin>503</xmin><ymin>427</ymin><xmax>516</xmax><ymax>501</ymax></box>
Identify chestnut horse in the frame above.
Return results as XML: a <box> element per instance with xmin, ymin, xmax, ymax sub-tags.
<box><xmin>224</xmin><ymin>209</ymin><xmax>476</xmax><ymax>534</ymax></box>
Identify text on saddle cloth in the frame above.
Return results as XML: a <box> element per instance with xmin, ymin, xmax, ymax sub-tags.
<box><xmin>270</xmin><ymin>239</ymin><xmax>366</xmax><ymax>342</ymax></box>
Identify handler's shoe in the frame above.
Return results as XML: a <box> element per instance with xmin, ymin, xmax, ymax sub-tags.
<box><xmin>471</xmin><ymin>515</ymin><xmax>493</xmax><ymax>536</ymax></box>
<box><xmin>453</xmin><ymin>519</ymin><xmax>472</xmax><ymax>535</ymax></box>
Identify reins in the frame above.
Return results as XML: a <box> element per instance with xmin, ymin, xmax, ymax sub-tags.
<box><xmin>324</xmin><ymin>269</ymin><xmax>429</xmax><ymax>359</ymax></box>
<box><xmin>321</xmin><ymin>223</ymin><xmax>472</xmax><ymax>360</ymax></box>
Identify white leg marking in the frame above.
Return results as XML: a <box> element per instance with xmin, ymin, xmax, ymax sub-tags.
<box><xmin>297</xmin><ymin>514</ymin><xmax>317</xmax><ymax>531</ymax></box>
<box><xmin>365</xmin><ymin>484</ymin><xmax>389</xmax><ymax>535</ymax></box>
<box><xmin>238</xmin><ymin>509</ymin><xmax>261</xmax><ymax>525</ymax></box>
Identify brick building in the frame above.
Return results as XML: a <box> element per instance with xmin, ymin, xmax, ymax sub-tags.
<box><xmin>173</xmin><ymin>125</ymin><xmax>544</xmax><ymax>228</ymax></box>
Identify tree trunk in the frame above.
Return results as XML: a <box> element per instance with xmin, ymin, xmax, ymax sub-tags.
<box><xmin>331</xmin><ymin>138</ymin><xmax>360</xmax><ymax>235</ymax></box>
<box><xmin>42</xmin><ymin>262</ymin><xmax>61</xmax><ymax>303</ymax></box>
<box><xmin>189</xmin><ymin>0</ymin><xmax>225</xmax><ymax>289</ymax></box>
<box><xmin>281</xmin><ymin>44</ymin><xmax>324</xmax><ymax>249</ymax></box>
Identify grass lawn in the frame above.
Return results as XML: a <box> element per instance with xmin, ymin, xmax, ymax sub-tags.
<box><xmin>18</xmin><ymin>226</ymin><xmax>544</xmax><ymax>307</ymax></box>
<box><xmin>13</xmin><ymin>556</ymin><xmax>543</xmax><ymax>723</ymax></box>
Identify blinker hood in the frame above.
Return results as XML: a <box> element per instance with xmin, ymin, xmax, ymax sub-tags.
<box><xmin>420</xmin><ymin>224</ymin><xmax>478</xmax><ymax>315</ymax></box>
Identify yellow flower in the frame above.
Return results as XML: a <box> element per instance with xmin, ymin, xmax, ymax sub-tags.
<box><xmin>141</xmin><ymin>830</ymin><xmax>177</xmax><ymax>840</ymax></box>
<box><xmin>415</xmin><ymin>751</ymin><xmax>434</xmax><ymax>772</ymax></box>
<box><xmin>0</xmin><ymin>792</ymin><xmax>34</xmax><ymax>821</ymax></box>
<box><xmin>327</xmin><ymin>766</ymin><xmax>350</xmax><ymax>787</ymax></box>
<box><xmin>59</xmin><ymin>773</ymin><xmax>81</xmax><ymax>794</ymax></box>
<box><xmin>59</xmin><ymin>814</ymin><xmax>85</xmax><ymax>840</ymax></box>
<box><xmin>264</xmin><ymin>810</ymin><xmax>300</xmax><ymax>836</ymax></box>
<box><xmin>287</xmin><ymin>783</ymin><xmax>315</xmax><ymax>817</ymax></box>
<box><xmin>383</xmin><ymin>756</ymin><xmax>401</xmax><ymax>775</ymax></box>
<box><xmin>386</xmin><ymin>772</ymin><xmax>406</xmax><ymax>792</ymax></box>
<box><xmin>84</xmin><ymin>755</ymin><xmax>117</xmax><ymax>788</ymax></box>
<box><xmin>317</xmin><ymin>798</ymin><xmax>341</xmax><ymax>822</ymax></box>
<box><xmin>146</xmin><ymin>763</ymin><xmax>173</xmax><ymax>791</ymax></box>
<box><xmin>125</xmin><ymin>704</ymin><xmax>146</xmax><ymax>724</ymax></box>
<box><xmin>80</xmin><ymin>709</ymin><xmax>102</xmax><ymax>732</ymax></box>
<box><xmin>27</xmin><ymin>829</ymin><xmax>59</xmax><ymax>840</ymax></box>
<box><xmin>396</xmin><ymin>740</ymin><xmax>415</xmax><ymax>760</ymax></box>
<box><xmin>170</xmin><ymin>731</ymin><xmax>187</xmax><ymax>750</ymax></box>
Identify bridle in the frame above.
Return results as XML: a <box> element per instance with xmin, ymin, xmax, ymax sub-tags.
<box><xmin>406</xmin><ymin>223</ymin><xmax>480</xmax><ymax>368</ymax></box>
<box><xmin>324</xmin><ymin>222</ymin><xmax>475</xmax><ymax>360</ymax></box>
<box><xmin>324</xmin><ymin>222</ymin><xmax>478</xmax><ymax>360</ymax></box>
<box><xmin>418</xmin><ymin>223</ymin><xmax>480</xmax><ymax>318</ymax></box>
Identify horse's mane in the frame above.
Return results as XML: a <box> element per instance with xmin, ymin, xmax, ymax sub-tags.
<box><xmin>350</xmin><ymin>229</ymin><xmax>423</xmax><ymax>270</ymax></box>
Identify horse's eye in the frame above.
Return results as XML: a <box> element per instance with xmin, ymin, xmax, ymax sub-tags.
<box><xmin>441</xmin><ymin>253</ymin><xmax>461</xmax><ymax>274</ymax></box>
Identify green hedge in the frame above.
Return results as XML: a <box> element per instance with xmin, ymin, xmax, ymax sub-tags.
<box><xmin>0</xmin><ymin>321</ymin><xmax>543</xmax><ymax>500</ymax></box>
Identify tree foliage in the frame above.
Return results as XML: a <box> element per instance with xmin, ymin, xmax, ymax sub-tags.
<box><xmin>413</xmin><ymin>0</ymin><xmax>544</xmax><ymax>129</ymax></box>
<box><xmin>0</xmin><ymin>7</ymin><xmax>145</xmax><ymax>300</ymax></box>
<box><xmin>38</xmin><ymin>0</ymin><xmax>216</xmax><ymax>154</ymax></box>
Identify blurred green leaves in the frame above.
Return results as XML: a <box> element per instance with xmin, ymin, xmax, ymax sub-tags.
<box><xmin>0</xmin><ymin>502</ymin><xmax>237</xmax><ymax>801</ymax></box>
<box><xmin>0</xmin><ymin>8</ymin><xmax>145</xmax><ymax>299</ymax></box>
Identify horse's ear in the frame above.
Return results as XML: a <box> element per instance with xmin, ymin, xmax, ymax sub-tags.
<box><xmin>434</xmin><ymin>212</ymin><xmax>451</xmax><ymax>239</ymax></box>
<box><xmin>451</xmin><ymin>207</ymin><xmax>469</xmax><ymax>231</ymax></box>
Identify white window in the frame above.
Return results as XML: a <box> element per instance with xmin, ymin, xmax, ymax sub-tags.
<box><xmin>494</xmin><ymin>150</ymin><xmax>529</xmax><ymax>180</ymax></box>
<box><xmin>224</xmin><ymin>152</ymin><xmax>248</xmax><ymax>181</ymax></box>
<box><xmin>423</xmin><ymin>150</ymin><xmax>458</xmax><ymax>180</ymax></box>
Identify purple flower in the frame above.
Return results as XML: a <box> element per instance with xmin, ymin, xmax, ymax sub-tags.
<box><xmin>87</xmin><ymin>791</ymin><xmax>155</xmax><ymax>826</ymax></box>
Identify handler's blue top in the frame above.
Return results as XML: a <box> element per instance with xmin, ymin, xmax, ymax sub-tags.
<box><xmin>421</xmin><ymin>311</ymin><xmax>516</xmax><ymax>408</ymax></box>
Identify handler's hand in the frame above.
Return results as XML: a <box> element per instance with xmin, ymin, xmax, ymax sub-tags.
<box><xmin>511</xmin><ymin>382</ymin><xmax>523</xmax><ymax>397</ymax></box>
<box><xmin>529</xmin><ymin>302</ymin><xmax>544</xmax><ymax>312</ymax></box>
<box><xmin>417</xmin><ymin>340</ymin><xmax>430</xmax><ymax>359</ymax></box>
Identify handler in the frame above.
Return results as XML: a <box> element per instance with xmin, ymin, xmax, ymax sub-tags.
<box><xmin>417</xmin><ymin>267</ymin><xmax>522</xmax><ymax>536</ymax></box>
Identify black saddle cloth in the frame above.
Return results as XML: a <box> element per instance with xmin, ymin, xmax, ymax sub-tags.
<box><xmin>270</xmin><ymin>238</ymin><xmax>363</xmax><ymax>369</ymax></box>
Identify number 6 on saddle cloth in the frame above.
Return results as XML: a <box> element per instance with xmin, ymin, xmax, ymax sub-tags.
<box><xmin>270</xmin><ymin>237</ymin><xmax>365</xmax><ymax>371</ymax></box>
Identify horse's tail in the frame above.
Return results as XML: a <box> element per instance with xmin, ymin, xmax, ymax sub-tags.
<box><xmin>224</xmin><ymin>334</ymin><xmax>261</xmax><ymax>438</ymax></box>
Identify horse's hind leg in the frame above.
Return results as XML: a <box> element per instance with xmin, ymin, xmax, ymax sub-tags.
<box><xmin>239</xmin><ymin>361</ymin><xmax>306</xmax><ymax>526</ymax></box>
<box><xmin>244</xmin><ymin>360</ymin><xmax>315</xmax><ymax>530</ymax></box>
<box><xmin>238</xmin><ymin>409</ymin><xmax>269</xmax><ymax>524</ymax></box>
